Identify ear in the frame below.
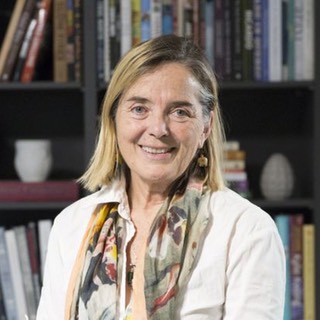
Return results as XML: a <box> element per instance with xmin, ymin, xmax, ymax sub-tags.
<box><xmin>198</xmin><ymin>111</ymin><xmax>214</xmax><ymax>148</ymax></box>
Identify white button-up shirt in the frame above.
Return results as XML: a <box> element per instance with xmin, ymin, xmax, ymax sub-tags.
<box><xmin>37</xmin><ymin>180</ymin><xmax>285</xmax><ymax>319</ymax></box>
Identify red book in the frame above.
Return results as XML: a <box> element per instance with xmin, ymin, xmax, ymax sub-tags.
<box><xmin>20</xmin><ymin>0</ymin><xmax>52</xmax><ymax>83</ymax></box>
<box><xmin>0</xmin><ymin>180</ymin><xmax>79</xmax><ymax>201</ymax></box>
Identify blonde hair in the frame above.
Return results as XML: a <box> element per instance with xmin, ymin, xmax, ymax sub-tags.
<box><xmin>79</xmin><ymin>35</ymin><xmax>226</xmax><ymax>192</ymax></box>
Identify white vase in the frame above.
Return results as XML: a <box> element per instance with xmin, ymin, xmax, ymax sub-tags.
<box><xmin>260</xmin><ymin>153</ymin><xmax>294</xmax><ymax>201</ymax></box>
<box><xmin>14</xmin><ymin>139</ymin><xmax>53</xmax><ymax>182</ymax></box>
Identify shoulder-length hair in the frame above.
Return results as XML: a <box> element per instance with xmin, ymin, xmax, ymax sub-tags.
<box><xmin>79</xmin><ymin>34</ymin><xmax>226</xmax><ymax>192</ymax></box>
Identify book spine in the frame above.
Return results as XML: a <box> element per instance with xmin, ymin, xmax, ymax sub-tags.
<box><xmin>204</xmin><ymin>0</ymin><xmax>214</xmax><ymax>66</ymax></box>
<box><xmin>0</xmin><ymin>227</ymin><xmax>18</xmax><ymax>319</ymax></box>
<box><xmin>293</xmin><ymin>0</ymin><xmax>303</xmax><ymax>80</ymax></box>
<box><xmin>302</xmin><ymin>0</ymin><xmax>314</xmax><ymax>80</ymax></box>
<box><xmin>96</xmin><ymin>0</ymin><xmax>105</xmax><ymax>85</ymax></box>
<box><xmin>303</xmin><ymin>224</ymin><xmax>315</xmax><ymax>320</ymax></box>
<box><xmin>14</xmin><ymin>226</ymin><xmax>37</xmax><ymax>320</ymax></box>
<box><xmin>1</xmin><ymin>0</ymin><xmax>37</xmax><ymax>82</ymax></box>
<box><xmin>275</xmin><ymin>214</ymin><xmax>291</xmax><ymax>320</ymax></box>
<box><xmin>5</xmin><ymin>229</ymin><xmax>28</xmax><ymax>319</ymax></box>
<box><xmin>183</xmin><ymin>0</ymin><xmax>193</xmax><ymax>38</ymax></box>
<box><xmin>120</xmin><ymin>0</ymin><xmax>132</xmax><ymax>56</ymax></box>
<box><xmin>261</xmin><ymin>0</ymin><xmax>269</xmax><ymax>81</ymax></box>
<box><xmin>20</xmin><ymin>0</ymin><xmax>53</xmax><ymax>83</ymax></box>
<box><xmin>213</xmin><ymin>0</ymin><xmax>224</xmax><ymax>79</ymax></box>
<box><xmin>0</xmin><ymin>0</ymin><xmax>26</xmax><ymax>78</ymax></box>
<box><xmin>141</xmin><ymin>0</ymin><xmax>151</xmax><ymax>41</ymax></box>
<box><xmin>162</xmin><ymin>0</ymin><xmax>173</xmax><ymax>35</ymax></box>
<box><xmin>231</xmin><ymin>0</ymin><xmax>243</xmax><ymax>80</ymax></box>
<box><xmin>253</xmin><ymin>0</ymin><xmax>262</xmax><ymax>80</ymax></box>
<box><xmin>73</xmin><ymin>0</ymin><xmax>82</xmax><ymax>83</ymax></box>
<box><xmin>242</xmin><ymin>0</ymin><xmax>254</xmax><ymax>81</ymax></box>
<box><xmin>150</xmin><ymin>0</ymin><xmax>162</xmax><ymax>38</ymax></box>
<box><xmin>223</xmin><ymin>0</ymin><xmax>232</xmax><ymax>80</ymax></box>
<box><xmin>38</xmin><ymin>220</ymin><xmax>53</xmax><ymax>281</ymax></box>
<box><xmin>66</xmin><ymin>0</ymin><xmax>75</xmax><ymax>81</ymax></box>
<box><xmin>281</xmin><ymin>0</ymin><xmax>289</xmax><ymax>80</ymax></box>
<box><xmin>26</xmin><ymin>222</ymin><xmax>41</xmax><ymax>304</ymax></box>
<box><xmin>268</xmin><ymin>0</ymin><xmax>282</xmax><ymax>81</ymax></box>
<box><xmin>132</xmin><ymin>0</ymin><xmax>141</xmax><ymax>45</ymax></box>
<box><xmin>192</xmin><ymin>0</ymin><xmax>200</xmax><ymax>45</ymax></box>
<box><xmin>53</xmin><ymin>0</ymin><xmax>68</xmax><ymax>82</ymax></box>
<box><xmin>287</xmin><ymin>0</ymin><xmax>295</xmax><ymax>80</ymax></box>
<box><xmin>290</xmin><ymin>214</ymin><xmax>304</xmax><ymax>320</ymax></box>
<box><xmin>13</xmin><ymin>18</ymin><xmax>37</xmax><ymax>82</ymax></box>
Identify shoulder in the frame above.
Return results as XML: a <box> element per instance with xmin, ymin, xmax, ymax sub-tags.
<box><xmin>205</xmin><ymin>187</ymin><xmax>277</xmax><ymax>234</ymax></box>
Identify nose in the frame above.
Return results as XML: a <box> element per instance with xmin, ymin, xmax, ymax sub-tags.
<box><xmin>147</xmin><ymin>114</ymin><xmax>169</xmax><ymax>138</ymax></box>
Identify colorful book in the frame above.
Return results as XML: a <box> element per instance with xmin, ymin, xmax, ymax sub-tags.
<box><xmin>20</xmin><ymin>0</ymin><xmax>53</xmax><ymax>82</ymax></box>
<box><xmin>253</xmin><ymin>0</ymin><xmax>263</xmax><ymax>81</ymax></box>
<box><xmin>290</xmin><ymin>214</ymin><xmax>304</xmax><ymax>319</ymax></box>
<box><xmin>0</xmin><ymin>0</ymin><xmax>37</xmax><ymax>82</ymax></box>
<box><xmin>303</xmin><ymin>224</ymin><xmax>315</xmax><ymax>320</ymax></box>
<box><xmin>73</xmin><ymin>0</ymin><xmax>82</xmax><ymax>82</ymax></box>
<box><xmin>66</xmin><ymin>0</ymin><xmax>75</xmax><ymax>81</ymax></box>
<box><xmin>120</xmin><ymin>0</ymin><xmax>132</xmax><ymax>56</ymax></box>
<box><xmin>132</xmin><ymin>0</ymin><xmax>142</xmax><ymax>45</ymax></box>
<box><xmin>141</xmin><ymin>0</ymin><xmax>151</xmax><ymax>41</ymax></box>
<box><xmin>151</xmin><ymin>0</ymin><xmax>162</xmax><ymax>38</ymax></box>
<box><xmin>275</xmin><ymin>214</ymin><xmax>291</xmax><ymax>320</ymax></box>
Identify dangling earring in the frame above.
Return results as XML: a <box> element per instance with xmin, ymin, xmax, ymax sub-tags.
<box><xmin>198</xmin><ymin>153</ymin><xmax>208</xmax><ymax>168</ymax></box>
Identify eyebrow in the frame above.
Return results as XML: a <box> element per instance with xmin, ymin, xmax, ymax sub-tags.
<box><xmin>126</xmin><ymin>96</ymin><xmax>194</xmax><ymax>108</ymax></box>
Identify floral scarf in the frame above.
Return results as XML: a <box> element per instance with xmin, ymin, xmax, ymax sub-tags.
<box><xmin>65</xmin><ymin>176</ymin><xmax>210</xmax><ymax>319</ymax></box>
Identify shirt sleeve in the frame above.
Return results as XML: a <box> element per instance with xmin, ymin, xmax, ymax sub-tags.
<box><xmin>36</xmin><ymin>220</ymin><xmax>65</xmax><ymax>320</ymax></box>
<box><xmin>224</xmin><ymin>219</ymin><xmax>286</xmax><ymax>319</ymax></box>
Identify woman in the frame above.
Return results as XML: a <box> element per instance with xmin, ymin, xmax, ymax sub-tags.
<box><xmin>37</xmin><ymin>35</ymin><xmax>285</xmax><ymax>319</ymax></box>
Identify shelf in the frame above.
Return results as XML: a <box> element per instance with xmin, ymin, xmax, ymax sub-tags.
<box><xmin>0</xmin><ymin>201</ymin><xmax>74</xmax><ymax>210</ymax></box>
<box><xmin>0</xmin><ymin>82</ymin><xmax>82</xmax><ymax>91</ymax></box>
<box><xmin>253</xmin><ymin>198</ymin><xmax>314</xmax><ymax>210</ymax></box>
<box><xmin>220</xmin><ymin>80</ymin><xmax>315</xmax><ymax>91</ymax></box>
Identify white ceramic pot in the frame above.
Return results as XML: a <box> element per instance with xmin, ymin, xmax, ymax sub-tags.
<box><xmin>14</xmin><ymin>139</ymin><xmax>53</xmax><ymax>182</ymax></box>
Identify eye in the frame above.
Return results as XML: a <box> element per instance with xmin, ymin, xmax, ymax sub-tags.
<box><xmin>172</xmin><ymin>108</ymin><xmax>191</xmax><ymax>118</ymax></box>
<box><xmin>131</xmin><ymin>105</ymin><xmax>147</xmax><ymax>115</ymax></box>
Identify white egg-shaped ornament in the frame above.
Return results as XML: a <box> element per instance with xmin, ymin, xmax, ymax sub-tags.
<box><xmin>260</xmin><ymin>153</ymin><xmax>294</xmax><ymax>201</ymax></box>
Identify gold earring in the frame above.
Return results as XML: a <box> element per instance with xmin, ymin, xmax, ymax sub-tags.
<box><xmin>198</xmin><ymin>153</ymin><xmax>208</xmax><ymax>168</ymax></box>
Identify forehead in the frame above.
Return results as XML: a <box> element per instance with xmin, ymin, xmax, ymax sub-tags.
<box><xmin>123</xmin><ymin>63</ymin><xmax>200</xmax><ymax>96</ymax></box>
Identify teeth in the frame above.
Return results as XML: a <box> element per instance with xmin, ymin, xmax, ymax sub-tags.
<box><xmin>142</xmin><ymin>146</ymin><xmax>170</xmax><ymax>154</ymax></box>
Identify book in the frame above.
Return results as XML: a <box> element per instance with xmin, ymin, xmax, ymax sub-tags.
<box><xmin>151</xmin><ymin>0</ymin><xmax>162</xmax><ymax>39</ymax></box>
<box><xmin>66</xmin><ymin>0</ymin><xmax>75</xmax><ymax>81</ymax></box>
<box><xmin>0</xmin><ymin>0</ymin><xmax>26</xmax><ymax>78</ymax></box>
<box><xmin>141</xmin><ymin>0</ymin><xmax>151</xmax><ymax>41</ymax></box>
<box><xmin>53</xmin><ymin>0</ymin><xmax>68</xmax><ymax>82</ymax></box>
<box><xmin>0</xmin><ymin>180</ymin><xmax>79</xmax><ymax>202</ymax></box>
<box><xmin>242</xmin><ymin>0</ymin><xmax>254</xmax><ymax>81</ymax></box>
<box><xmin>289</xmin><ymin>214</ymin><xmax>304</xmax><ymax>319</ymax></box>
<box><xmin>275</xmin><ymin>214</ymin><xmax>291</xmax><ymax>320</ymax></box>
<box><xmin>302</xmin><ymin>0</ymin><xmax>314</xmax><ymax>80</ymax></box>
<box><xmin>14</xmin><ymin>225</ymin><xmax>37</xmax><ymax>320</ymax></box>
<box><xmin>73</xmin><ymin>0</ymin><xmax>82</xmax><ymax>82</ymax></box>
<box><xmin>293</xmin><ymin>0</ymin><xmax>303</xmax><ymax>80</ymax></box>
<box><xmin>261</xmin><ymin>0</ymin><xmax>269</xmax><ymax>80</ymax></box>
<box><xmin>0</xmin><ymin>227</ymin><xmax>18</xmax><ymax>320</ymax></box>
<box><xmin>268</xmin><ymin>0</ymin><xmax>282</xmax><ymax>81</ymax></box>
<box><xmin>253</xmin><ymin>0</ymin><xmax>263</xmax><ymax>81</ymax></box>
<box><xmin>213</xmin><ymin>0</ymin><xmax>224</xmax><ymax>79</ymax></box>
<box><xmin>162</xmin><ymin>0</ymin><xmax>173</xmax><ymax>35</ymax></box>
<box><xmin>303</xmin><ymin>224</ymin><xmax>315</xmax><ymax>320</ymax></box>
<box><xmin>26</xmin><ymin>222</ymin><xmax>41</xmax><ymax>304</ymax></box>
<box><xmin>132</xmin><ymin>0</ymin><xmax>142</xmax><ymax>45</ymax></box>
<box><xmin>0</xmin><ymin>0</ymin><xmax>37</xmax><ymax>82</ymax></box>
<box><xmin>5</xmin><ymin>229</ymin><xmax>28</xmax><ymax>319</ymax></box>
<box><xmin>120</xmin><ymin>0</ymin><xmax>132</xmax><ymax>56</ymax></box>
<box><xmin>96</xmin><ymin>0</ymin><xmax>105</xmax><ymax>85</ymax></box>
<box><xmin>12</xmin><ymin>18</ymin><xmax>37</xmax><ymax>81</ymax></box>
<box><xmin>20</xmin><ymin>0</ymin><xmax>52</xmax><ymax>83</ymax></box>
<box><xmin>38</xmin><ymin>219</ymin><xmax>53</xmax><ymax>281</ymax></box>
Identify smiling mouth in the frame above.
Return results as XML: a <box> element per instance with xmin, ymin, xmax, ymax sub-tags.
<box><xmin>141</xmin><ymin>146</ymin><xmax>174</xmax><ymax>154</ymax></box>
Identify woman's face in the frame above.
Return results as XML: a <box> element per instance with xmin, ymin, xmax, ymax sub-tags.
<box><xmin>115</xmin><ymin>63</ymin><xmax>212</xmax><ymax>190</ymax></box>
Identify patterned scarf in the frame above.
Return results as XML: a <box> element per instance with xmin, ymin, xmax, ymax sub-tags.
<box><xmin>65</xmin><ymin>176</ymin><xmax>210</xmax><ymax>319</ymax></box>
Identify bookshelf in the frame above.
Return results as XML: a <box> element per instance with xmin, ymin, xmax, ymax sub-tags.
<box><xmin>0</xmin><ymin>0</ymin><xmax>319</xmax><ymax>319</ymax></box>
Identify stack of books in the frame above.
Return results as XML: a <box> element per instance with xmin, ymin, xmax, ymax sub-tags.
<box><xmin>223</xmin><ymin>140</ymin><xmax>250</xmax><ymax>198</ymax></box>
